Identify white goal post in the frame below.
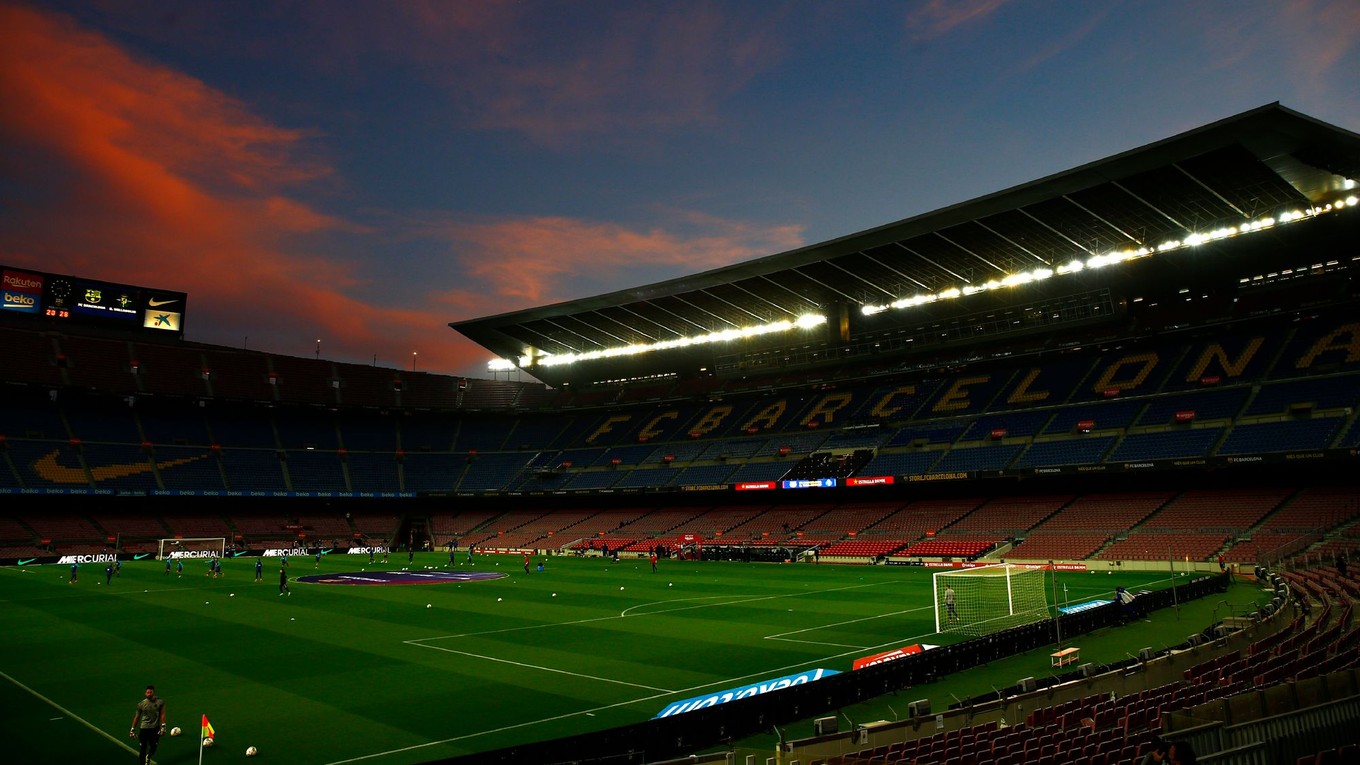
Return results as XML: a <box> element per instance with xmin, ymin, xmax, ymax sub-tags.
<box><xmin>157</xmin><ymin>538</ymin><xmax>227</xmax><ymax>561</ymax></box>
<box><xmin>934</xmin><ymin>563</ymin><xmax>1050</xmax><ymax>636</ymax></box>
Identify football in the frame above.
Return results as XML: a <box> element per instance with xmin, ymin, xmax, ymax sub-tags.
<box><xmin>202</xmin><ymin>737</ymin><xmax>214</xmax><ymax>747</ymax></box>
<box><xmin>169</xmin><ymin>727</ymin><xmax>181</xmax><ymax>737</ymax></box>
<box><xmin>246</xmin><ymin>745</ymin><xmax>259</xmax><ymax>756</ymax></box>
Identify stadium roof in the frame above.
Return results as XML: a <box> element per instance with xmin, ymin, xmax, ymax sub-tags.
<box><xmin>451</xmin><ymin>103</ymin><xmax>1360</xmax><ymax>388</ymax></box>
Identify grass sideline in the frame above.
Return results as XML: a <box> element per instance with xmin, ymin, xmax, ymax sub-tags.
<box><xmin>2</xmin><ymin>554</ymin><xmax>1231</xmax><ymax>764</ymax></box>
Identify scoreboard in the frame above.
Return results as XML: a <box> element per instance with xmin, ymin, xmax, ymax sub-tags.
<box><xmin>2</xmin><ymin>265</ymin><xmax>187</xmax><ymax>337</ymax></box>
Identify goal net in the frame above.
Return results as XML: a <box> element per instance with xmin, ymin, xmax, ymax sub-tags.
<box><xmin>158</xmin><ymin>537</ymin><xmax>226</xmax><ymax>561</ymax></box>
<box><xmin>934</xmin><ymin>563</ymin><xmax>1050</xmax><ymax>636</ymax></box>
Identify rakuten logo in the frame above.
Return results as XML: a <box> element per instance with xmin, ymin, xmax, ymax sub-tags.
<box><xmin>2</xmin><ymin>271</ymin><xmax>43</xmax><ymax>291</ymax></box>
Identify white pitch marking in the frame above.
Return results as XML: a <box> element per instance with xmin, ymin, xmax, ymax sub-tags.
<box><xmin>411</xmin><ymin>641</ymin><xmax>674</xmax><ymax>692</ymax></box>
<box><xmin>338</xmin><ymin>623</ymin><xmax>942</xmax><ymax>765</ymax></box>
<box><xmin>763</xmin><ymin>603</ymin><xmax>937</xmax><ymax>648</ymax></box>
<box><xmin>368</xmin><ymin>578</ymin><xmax>938</xmax><ymax>765</ymax></box>
<box><xmin>1</xmin><ymin>668</ymin><xmax>140</xmax><ymax>757</ymax></box>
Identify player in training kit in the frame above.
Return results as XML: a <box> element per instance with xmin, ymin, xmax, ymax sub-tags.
<box><xmin>255</xmin><ymin>558</ymin><xmax>263</xmax><ymax>581</ymax></box>
<box><xmin>176</xmin><ymin>560</ymin><xmax>184</xmax><ymax>577</ymax></box>
<box><xmin>69</xmin><ymin>563</ymin><xmax>78</xmax><ymax>584</ymax></box>
<box><xmin>105</xmin><ymin>563</ymin><xmax>114</xmax><ymax>585</ymax></box>
<box><xmin>164</xmin><ymin>558</ymin><xmax>171</xmax><ymax>576</ymax></box>
<box><xmin>944</xmin><ymin>584</ymin><xmax>958</xmax><ymax>623</ymax></box>
<box><xmin>130</xmin><ymin>684</ymin><xmax>166</xmax><ymax>765</ymax></box>
<box><xmin>279</xmin><ymin>567</ymin><xmax>291</xmax><ymax>596</ymax></box>
<box><xmin>315</xmin><ymin>550</ymin><xmax>322</xmax><ymax>568</ymax></box>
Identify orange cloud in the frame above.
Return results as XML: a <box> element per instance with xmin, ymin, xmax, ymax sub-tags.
<box><xmin>0</xmin><ymin>3</ymin><xmax>808</xmax><ymax>378</ymax></box>
<box><xmin>0</xmin><ymin>2</ymin><xmax>481</xmax><ymax>374</ymax></box>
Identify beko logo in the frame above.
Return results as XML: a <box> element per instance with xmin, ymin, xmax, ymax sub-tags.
<box><xmin>4</xmin><ymin>293</ymin><xmax>36</xmax><ymax>306</ymax></box>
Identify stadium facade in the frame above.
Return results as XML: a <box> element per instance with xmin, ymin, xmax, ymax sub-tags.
<box><xmin>3</xmin><ymin>103</ymin><xmax>1359</xmax><ymax>764</ymax></box>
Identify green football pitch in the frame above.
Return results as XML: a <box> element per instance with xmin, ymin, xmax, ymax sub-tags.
<box><xmin>2</xmin><ymin>554</ymin><xmax>1238</xmax><ymax>764</ymax></box>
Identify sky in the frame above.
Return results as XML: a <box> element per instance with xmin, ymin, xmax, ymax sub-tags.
<box><xmin>2</xmin><ymin>1</ymin><xmax>1358</xmax><ymax>381</ymax></box>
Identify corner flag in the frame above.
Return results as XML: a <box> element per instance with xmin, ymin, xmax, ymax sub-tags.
<box><xmin>199</xmin><ymin>713</ymin><xmax>216</xmax><ymax>764</ymax></box>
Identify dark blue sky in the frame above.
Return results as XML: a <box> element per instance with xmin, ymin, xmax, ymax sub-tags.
<box><xmin>3</xmin><ymin>1</ymin><xmax>1357</xmax><ymax>377</ymax></box>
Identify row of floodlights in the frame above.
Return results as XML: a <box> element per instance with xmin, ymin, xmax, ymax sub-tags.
<box><xmin>489</xmin><ymin>196</ymin><xmax>1357</xmax><ymax>371</ymax></box>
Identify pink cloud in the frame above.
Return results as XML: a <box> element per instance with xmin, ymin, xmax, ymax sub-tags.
<box><xmin>298</xmin><ymin>2</ymin><xmax>789</xmax><ymax>149</ymax></box>
<box><xmin>905</xmin><ymin>0</ymin><xmax>1012</xmax><ymax>40</ymax></box>
<box><xmin>1238</xmin><ymin>2</ymin><xmax>1360</xmax><ymax>97</ymax></box>
<box><xmin>407</xmin><ymin>211</ymin><xmax>805</xmax><ymax>309</ymax></box>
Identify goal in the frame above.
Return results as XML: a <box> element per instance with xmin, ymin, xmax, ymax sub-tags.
<box><xmin>157</xmin><ymin>537</ymin><xmax>226</xmax><ymax>561</ymax></box>
<box><xmin>934</xmin><ymin>563</ymin><xmax>1050</xmax><ymax>636</ymax></box>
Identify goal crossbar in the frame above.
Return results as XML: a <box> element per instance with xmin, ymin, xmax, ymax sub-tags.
<box><xmin>157</xmin><ymin>537</ymin><xmax>226</xmax><ymax>561</ymax></box>
<box><xmin>934</xmin><ymin>563</ymin><xmax>1050</xmax><ymax>637</ymax></box>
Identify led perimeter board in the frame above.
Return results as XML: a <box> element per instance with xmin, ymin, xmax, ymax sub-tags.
<box><xmin>2</xmin><ymin>265</ymin><xmax>187</xmax><ymax>338</ymax></box>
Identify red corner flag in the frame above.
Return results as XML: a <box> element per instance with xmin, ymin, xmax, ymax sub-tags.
<box><xmin>201</xmin><ymin>713</ymin><xmax>215</xmax><ymax>740</ymax></box>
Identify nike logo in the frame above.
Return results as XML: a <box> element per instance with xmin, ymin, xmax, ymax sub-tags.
<box><xmin>18</xmin><ymin>558</ymin><xmax>36</xmax><ymax>565</ymax></box>
<box><xmin>233</xmin><ymin>550</ymin><xmax>249</xmax><ymax>557</ymax></box>
<box><xmin>147</xmin><ymin>297</ymin><xmax>179</xmax><ymax>306</ymax></box>
<box><xmin>134</xmin><ymin>553</ymin><xmax>152</xmax><ymax>560</ymax></box>
<box><xmin>33</xmin><ymin>450</ymin><xmax>211</xmax><ymax>484</ymax></box>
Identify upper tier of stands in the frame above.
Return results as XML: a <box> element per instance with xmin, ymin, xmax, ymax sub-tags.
<box><xmin>6</xmin><ymin>312</ymin><xmax>1358</xmax><ymax>500</ymax></box>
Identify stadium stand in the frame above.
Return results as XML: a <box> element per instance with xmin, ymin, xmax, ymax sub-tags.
<box><xmin>5</xmin><ymin>103</ymin><xmax>1360</xmax><ymax>764</ymax></box>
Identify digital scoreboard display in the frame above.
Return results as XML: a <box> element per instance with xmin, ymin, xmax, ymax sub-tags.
<box><xmin>780</xmin><ymin>478</ymin><xmax>838</xmax><ymax>489</ymax></box>
<box><xmin>2</xmin><ymin>265</ymin><xmax>186</xmax><ymax>337</ymax></box>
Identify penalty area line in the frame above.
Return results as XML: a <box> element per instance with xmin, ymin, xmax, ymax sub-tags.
<box><xmin>405</xmin><ymin>640</ymin><xmax>675</xmax><ymax>693</ymax></box>
<box><xmin>763</xmin><ymin>603</ymin><xmax>936</xmax><ymax>648</ymax></box>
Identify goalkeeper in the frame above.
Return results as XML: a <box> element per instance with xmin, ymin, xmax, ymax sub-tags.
<box><xmin>944</xmin><ymin>584</ymin><xmax>958</xmax><ymax>624</ymax></box>
<box><xmin>129</xmin><ymin>684</ymin><xmax>166</xmax><ymax>765</ymax></box>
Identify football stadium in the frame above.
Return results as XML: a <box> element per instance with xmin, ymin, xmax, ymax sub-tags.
<box><xmin>3</xmin><ymin>103</ymin><xmax>1360</xmax><ymax>765</ymax></box>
